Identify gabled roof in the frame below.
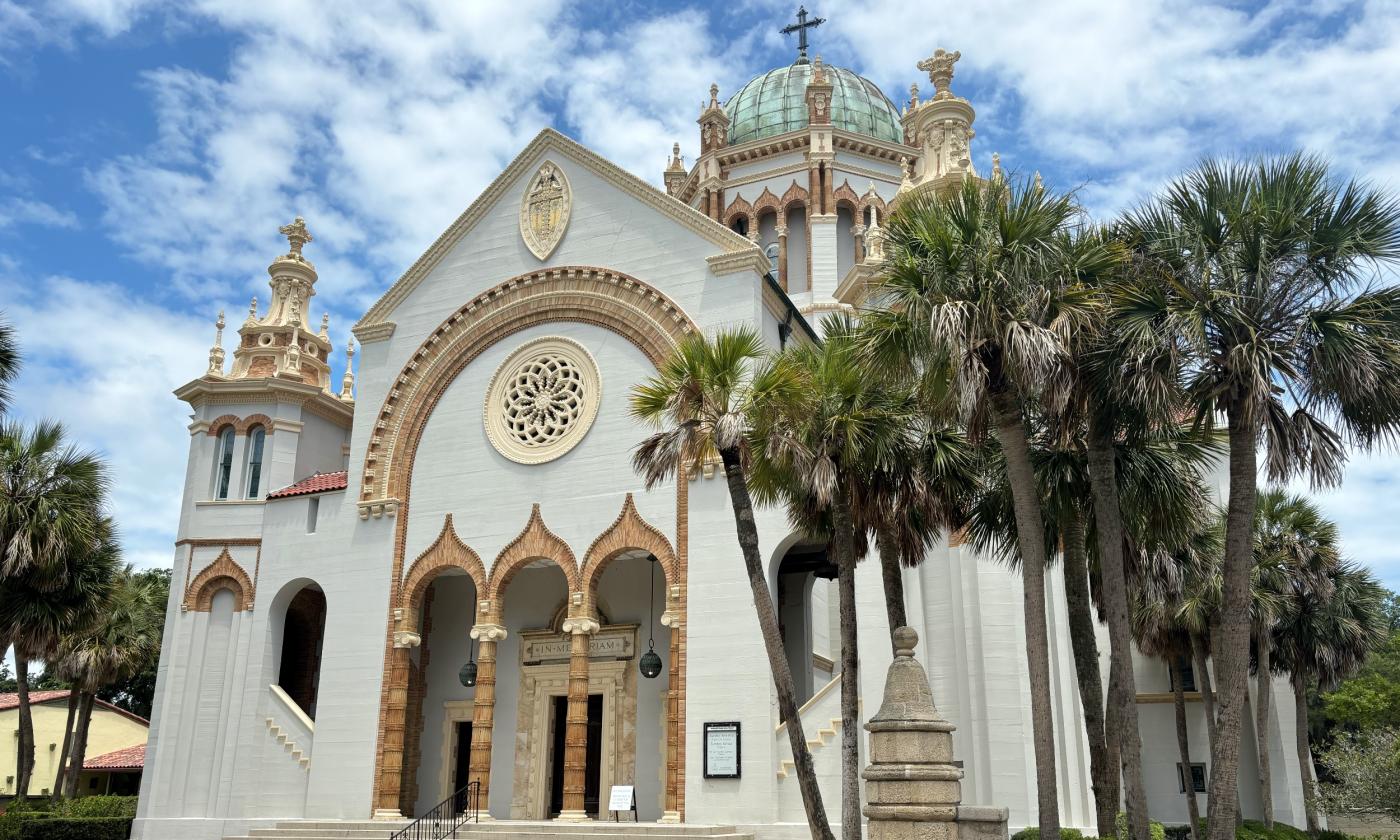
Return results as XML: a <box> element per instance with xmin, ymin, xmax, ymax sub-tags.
<box><xmin>0</xmin><ymin>690</ymin><xmax>150</xmax><ymax>726</ymax></box>
<box><xmin>267</xmin><ymin>470</ymin><xmax>349</xmax><ymax>499</ymax></box>
<box><xmin>84</xmin><ymin>743</ymin><xmax>145</xmax><ymax>771</ymax></box>
<box><xmin>354</xmin><ymin>128</ymin><xmax>760</xmax><ymax>337</ymax></box>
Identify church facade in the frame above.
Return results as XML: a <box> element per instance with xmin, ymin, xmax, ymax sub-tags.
<box><xmin>133</xmin><ymin>41</ymin><xmax>1312</xmax><ymax>840</ymax></box>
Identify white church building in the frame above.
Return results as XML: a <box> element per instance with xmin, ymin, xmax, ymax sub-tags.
<box><xmin>133</xmin><ymin>30</ymin><xmax>1312</xmax><ymax>840</ymax></box>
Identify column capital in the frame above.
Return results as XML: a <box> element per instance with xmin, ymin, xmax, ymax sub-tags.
<box><xmin>392</xmin><ymin>630</ymin><xmax>421</xmax><ymax>649</ymax></box>
<box><xmin>470</xmin><ymin>623</ymin><xmax>507</xmax><ymax>641</ymax></box>
<box><xmin>561</xmin><ymin>616</ymin><xmax>600</xmax><ymax>635</ymax></box>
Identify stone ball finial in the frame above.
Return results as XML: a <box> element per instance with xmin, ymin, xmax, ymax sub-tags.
<box><xmin>893</xmin><ymin>626</ymin><xmax>918</xmax><ymax>658</ymax></box>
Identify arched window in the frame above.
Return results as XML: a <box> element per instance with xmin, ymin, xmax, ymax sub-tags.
<box><xmin>278</xmin><ymin>586</ymin><xmax>327</xmax><ymax>719</ymax></box>
<box><xmin>214</xmin><ymin>426</ymin><xmax>236</xmax><ymax>500</ymax></box>
<box><xmin>244</xmin><ymin>426</ymin><xmax>266</xmax><ymax>499</ymax></box>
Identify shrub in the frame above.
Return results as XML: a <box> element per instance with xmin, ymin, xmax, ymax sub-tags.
<box><xmin>1117</xmin><ymin>813</ymin><xmax>1167</xmax><ymax>840</ymax></box>
<box><xmin>18</xmin><ymin>816</ymin><xmax>132</xmax><ymax>840</ymax></box>
<box><xmin>1013</xmin><ymin>829</ymin><xmax>1086</xmax><ymax>840</ymax></box>
<box><xmin>0</xmin><ymin>802</ymin><xmax>52</xmax><ymax>840</ymax></box>
<box><xmin>56</xmin><ymin>796</ymin><xmax>138</xmax><ymax>819</ymax></box>
<box><xmin>1164</xmin><ymin>825</ymin><xmax>1192</xmax><ymax>840</ymax></box>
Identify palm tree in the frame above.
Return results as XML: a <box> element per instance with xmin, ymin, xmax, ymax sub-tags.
<box><xmin>1248</xmin><ymin>490</ymin><xmax>1341</xmax><ymax>827</ymax></box>
<box><xmin>1127</xmin><ymin>154</ymin><xmax>1400</xmax><ymax>840</ymax></box>
<box><xmin>1272</xmin><ymin>559</ymin><xmax>1388</xmax><ymax>833</ymax></box>
<box><xmin>631</xmin><ymin>328</ymin><xmax>834</xmax><ymax>840</ymax></box>
<box><xmin>0</xmin><ymin>314</ymin><xmax>18</xmax><ymax>416</ymax></box>
<box><xmin>746</xmin><ymin>317</ymin><xmax>916</xmax><ymax>840</ymax></box>
<box><xmin>0</xmin><ymin>419</ymin><xmax>110</xmax><ymax>798</ymax></box>
<box><xmin>863</xmin><ymin>174</ymin><xmax>1095</xmax><ymax>838</ymax></box>
<box><xmin>51</xmin><ymin>564</ymin><xmax>159</xmax><ymax>798</ymax></box>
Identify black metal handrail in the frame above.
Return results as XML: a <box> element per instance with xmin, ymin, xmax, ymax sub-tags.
<box><xmin>389</xmin><ymin>780</ymin><xmax>481</xmax><ymax>840</ymax></box>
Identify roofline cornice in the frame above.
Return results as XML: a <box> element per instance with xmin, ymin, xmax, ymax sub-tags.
<box><xmin>174</xmin><ymin>377</ymin><xmax>354</xmax><ymax>426</ymax></box>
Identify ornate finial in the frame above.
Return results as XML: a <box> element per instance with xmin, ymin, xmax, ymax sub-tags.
<box><xmin>908</xmin><ymin>83</ymin><xmax>919</xmax><ymax>109</ymax></box>
<box><xmin>289</xmin><ymin>298</ymin><xmax>302</xmax><ymax>328</ymax></box>
<box><xmin>916</xmin><ymin>49</ymin><xmax>961</xmax><ymax>99</ymax></box>
<box><xmin>780</xmin><ymin>6</ymin><xmax>825</xmax><ymax>65</ymax></box>
<box><xmin>991</xmin><ymin>152</ymin><xmax>1002</xmax><ymax>180</ymax></box>
<box><xmin>340</xmin><ymin>337</ymin><xmax>356</xmax><ymax>401</ymax></box>
<box><xmin>207</xmin><ymin>310</ymin><xmax>226</xmax><ymax>377</ymax></box>
<box><xmin>279</xmin><ymin>216</ymin><xmax>313</xmax><ymax>256</ymax></box>
<box><xmin>709</xmin><ymin>83</ymin><xmax>719</xmax><ymax>107</ymax></box>
<box><xmin>812</xmin><ymin>54</ymin><xmax>825</xmax><ymax>83</ymax></box>
<box><xmin>246</xmin><ymin>296</ymin><xmax>258</xmax><ymax>324</ymax></box>
<box><xmin>319</xmin><ymin>312</ymin><xmax>330</xmax><ymax>338</ymax></box>
<box><xmin>893</xmin><ymin>626</ymin><xmax>918</xmax><ymax>659</ymax></box>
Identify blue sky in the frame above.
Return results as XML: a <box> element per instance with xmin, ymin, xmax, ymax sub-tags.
<box><xmin>1</xmin><ymin>0</ymin><xmax>1399</xmax><ymax>589</ymax></box>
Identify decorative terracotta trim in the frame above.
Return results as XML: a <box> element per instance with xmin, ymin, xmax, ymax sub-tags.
<box><xmin>780</xmin><ymin>181</ymin><xmax>810</xmax><ymax>211</ymax></box>
<box><xmin>833</xmin><ymin>180</ymin><xmax>861</xmax><ymax>212</ymax></box>
<box><xmin>401</xmin><ymin>514</ymin><xmax>487</xmax><ymax>609</ymax></box>
<box><xmin>485</xmin><ymin>504</ymin><xmax>579</xmax><ymax>601</ymax></box>
<box><xmin>207</xmin><ymin>414</ymin><xmax>241</xmax><ymax>437</ymax></box>
<box><xmin>175</xmin><ymin>537</ymin><xmax>263</xmax><ymax>547</ymax></box>
<box><xmin>752</xmin><ymin>187</ymin><xmax>782</xmax><ymax>217</ymax></box>
<box><xmin>722</xmin><ymin>195</ymin><xmax>755</xmax><ymax>228</ymax></box>
<box><xmin>358</xmin><ymin>267</ymin><xmax>698</xmax><ymax>510</ymax></box>
<box><xmin>184</xmin><ymin>548</ymin><xmax>254</xmax><ymax>612</ymax></box>
<box><xmin>579</xmin><ymin>494</ymin><xmax>679</xmax><ymax>599</ymax></box>
<box><xmin>235</xmin><ymin>413</ymin><xmax>274</xmax><ymax>435</ymax></box>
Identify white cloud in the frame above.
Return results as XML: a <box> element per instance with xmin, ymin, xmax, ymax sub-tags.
<box><xmin>0</xmin><ymin>268</ymin><xmax>210</xmax><ymax>569</ymax></box>
<box><xmin>0</xmin><ymin>197</ymin><xmax>80</xmax><ymax>230</ymax></box>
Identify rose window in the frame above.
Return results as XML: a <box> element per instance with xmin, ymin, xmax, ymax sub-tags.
<box><xmin>485</xmin><ymin>337</ymin><xmax>601</xmax><ymax>464</ymax></box>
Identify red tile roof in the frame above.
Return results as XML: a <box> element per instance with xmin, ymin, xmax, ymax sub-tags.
<box><xmin>84</xmin><ymin>743</ymin><xmax>145</xmax><ymax>771</ymax></box>
<box><xmin>0</xmin><ymin>690</ymin><xmax>149</xmax><ymax>726</ymax></box>
<box><xmin>267</xmin><ymin>470</ymin><xmax>348</xmax><ymax>499</ymax></box>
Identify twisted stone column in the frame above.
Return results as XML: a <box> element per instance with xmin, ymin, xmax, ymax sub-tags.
<box><xmin>558</xmin><ymin>615</ymin><xmax>599</xmax><ymax>821</ymax></box>
<box><xmin>468</xmin><ymin>620</ymin><xmax>506</xmax><ymax>820</ymax></box>
<box><xmin>373</xmin><ymin>628</ymin><xmax>421</xmax><ymax>819</ymax></box>
<box><xmin>660</xmin><ymin>597</ymin><xmax>684</xmax><ymax>823</ymax></box>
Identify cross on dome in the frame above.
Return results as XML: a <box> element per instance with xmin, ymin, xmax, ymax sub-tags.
<box><xmin>779</xmin><ymin>6</ymin><xmax>825</xmax><ymax>65</ymax></box>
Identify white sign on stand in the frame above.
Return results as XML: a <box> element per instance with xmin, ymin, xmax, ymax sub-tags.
<box><xmin>608</xmin><ymin>785</ymin><xmax>636</xmax><ymax>821</ymax></box>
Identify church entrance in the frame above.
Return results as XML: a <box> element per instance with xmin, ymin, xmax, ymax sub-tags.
<box><xmin>547</xmin><ymin>693</ymin><xmax>603</xmax><ymax>818</ymax></box>
<box><xmin>451</xmin><ymin>721</ymin><xmax>473</xmax><ymax>801</ymax></box>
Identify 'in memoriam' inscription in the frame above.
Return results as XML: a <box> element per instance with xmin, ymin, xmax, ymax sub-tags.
<box><xmin>520</xmin><ymin>624</ymin><xmax>637</xmax><ymax>665</ymax></box>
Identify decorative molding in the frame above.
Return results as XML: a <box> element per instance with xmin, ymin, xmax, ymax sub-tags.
<box><xmin>483</xmin><ymin>336</ymin><xmax>601</xmax><ymax>465</ymax></box>
<box><xmin>184</xmin><ymin>548</ymin><xmax>255</xmax><ymax>612</ymax></box>
<box><xmin>353</xmin><ymin>321</ymin><xmax>397</xmax><ymax>344</ymax></box>
<box><xmin>355</xmin><ymin>128</ymin><xmax>757</xmax><ymax>331</ymax></box>
<box><xmin>358</xmin><ymin>498</ymin><xmax>401</xmax><ymax>520</ymax></box>
<box><xmin>780</xmin><ymin>181</ymin><xmax>810</xmax><ymax>210</ymax></box>
<box><xmin>706</xmin><ymin>250</ymin><xmax>771</xmax><ymax>277</ymax></box>
<box><xmin>519</xmin><ymin>161</ymin><xmax>572</xmax><ymax>260</ymax></box>
<box><xmin>392</xmin><ymin>631</ymin><xmax>422</xmax><ymax>649</ymax></box>
<box><xmin>235</xmin><ymin>413</ymin><xmax>275</xmax><ymax>434</ymax></box>
<box><xmin>207</xmin><ymin>414</ymin><xmax>241</xmax><ymax>436</ymax></box>
<box><xmin>580</xmin><ymin>494</ymin><xmax>679</xmax><ymax>597</ymax></box>
<box><xmin>175</xmin><ymin>537</ymin><xmax>263</xmax><ymax>548</ymax></box>
<box><xmin>485</xmin><ymin>504</ymin><xmax>579</xmax><ymax>600</ymax></box>
<box><xmin>401</xmin><ymin>514</ymin><xmax>487</xmax><ymax>607</ymax></box>
<box><xmin>358</xmin><ymin>267</ymin><xmax>698</xmax><ymax>505</ymax></box>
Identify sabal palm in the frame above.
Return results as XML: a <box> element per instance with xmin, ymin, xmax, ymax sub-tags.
<box><xmin>0</xmin><ymin>419</ymin><xmax>110</xmax><ymax>797</ymax></box>
<box><xmin>631</xmin><ymin>327</ymin><xmax>834</xmax><ymax>840</ymax></box>
<box><xmin>747</xmin><ymin>316</ymin><xmax>916</xmax><ymax>840</ymax></box>
<box><xmin>1127</xmin><ymin>153</ymin><xmax>1400</xmax><ymax>840</ymax></box>
<box><xmin>1272</xmin><ymin>559</ymin><xmax>1387</xmax><ymax>832</ymax></box>
<box><xmin>51</xmin><ymin>564</ymin><xmax>160</xmax><ymax>797</ymax></box>
<box><xmin>864</xmin><ymin>174</ymin><xmax>1093</xmax><ymax>837</ymax></box>
<box><xmin>0</xmin><ymin>315</ymin><xmax>17</xmax><ymax>416</ymax></box>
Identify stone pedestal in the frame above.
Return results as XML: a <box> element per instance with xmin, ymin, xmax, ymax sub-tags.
<box><xmin>864</xmin><ymin>627</ymin><xmax>1008</xmax><ymax>840</ymax></box>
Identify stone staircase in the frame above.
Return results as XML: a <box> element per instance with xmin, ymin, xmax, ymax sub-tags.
<box><xmin>264</xmin><ymin>716</ymin><xmax>310</xmax><ymax>770</ymax></box>
<box><xmin>223</xmin><ymin>819</ymin><xmax>755</xmax><ymax>840</ymax></box>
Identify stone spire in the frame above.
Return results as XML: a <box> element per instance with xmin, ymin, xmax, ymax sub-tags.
<box><xmin>898</xmin><ymin>47</ymin><xmax>978</xmax><ymax>203</ymax></box>
<box><xmin>340</xmin><ymin>337</ymin><xmax>356</xmax><ymax>401</ymax></box>
<box><xmin>206</xmin><ymin>310</ymin><xmax>226</xmax><ymax>377</ymax></box>
<box><xmin>664</xmin><ymin>142</ymin><xmax>688</xmax><ymax>197</ymax></box>
<box><xmin>698</xmin><ymin>83</ymin><xmax>729</xmax><ymax>154</ymax></box>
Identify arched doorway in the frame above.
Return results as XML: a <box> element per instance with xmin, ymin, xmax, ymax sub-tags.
<box><xmin>773</xmin><ymin>541</ymin><xmax>839</xmax><ymax>704</ymax></box>
<box><xmin>277</xmin><ymin>585</ymin><xmax>326</xmax><ymax>719</ymax></box>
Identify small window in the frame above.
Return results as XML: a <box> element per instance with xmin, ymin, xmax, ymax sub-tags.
<box><xmin>244</xmin><ymin>426</ymin><xmax>267</xmax><ymax>498</ymax></box>
<box><xmin>1178</xmin><ymin>762</ymin><xmax>1207</xmax><ymax>793</ymax></box>
<box><xmin>214</xmin><ymin>426</ymin><xmax>236</xmax><ymax>500</ymax></box>
<box><xmin>306</xmin><ymin>496</ymin><xmax>320</xmax><ymax>534</ymax></box>
<box><xmin>1170</xmin><ymin>657</ymin><xmax>1197</xmax><ymax>692</ymax></box>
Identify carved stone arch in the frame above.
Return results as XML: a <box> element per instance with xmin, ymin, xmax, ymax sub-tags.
<box><xmin>580</xmin><ymin>493</ymin><xmax>679</xmax><ymax>601</ymax></box>
<box><xmin>858</xmin><ymin>192</ymin><xmax>888</xmax><ymax>225</ymax></box>
<box><xmin>833</xmin><ymin>180</ymin><xmax>861</xmax><ymax>213</ymax></box>
<box><xmin>723</xmin><ymin>195</ymin><xmax>755</xmax><ymax>230</ymax></box>
<box><xmin>753</xmin><ymin>187</ymin><xmax>782</xmax><ymax>217</ymax></box>
<box><xmin>185</xmin><ymin>548</ymin><xmax>254</xmax><ymax>612</ymax></box>
<box><xmin>780</xmin><ymin>181</ymin><xmax>810</xmax><ymax>211</ymax></box>
<box><xmin>207</xmin><ymin>415</ymin><xmax>241</xmax><ymax>437</ymax></box>
<box><xmin>402</xmin><ymin>513</ymin><xmax>487</xmax><ymax>612</ymax></box>
<box><xmin>236</xmin><ymin>413</ymin><xmax>274</xmax><ymax>434</ymax></box>
<box><xmin>359</xmin><ymin>267</ymin><xmax>699</xmax><ymax>509</ymax></box>
<box><xmin>485</xmin><ymin>504</ymin><xmax>579</xmax><ymax>603</ymax></box>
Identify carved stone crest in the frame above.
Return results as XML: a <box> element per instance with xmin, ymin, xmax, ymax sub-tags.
<box><xmin>520</xmin><ymin>161</ymin><xmax>571</xmax><ymax>260</ymax></box>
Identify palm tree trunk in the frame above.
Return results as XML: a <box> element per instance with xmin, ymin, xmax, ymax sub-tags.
<box><xmin>1292</xmin><ymin>673</ymin><xmax>1320</xmax><ymax>834</ymax></box>
<box><xmin>1087</xmin><ymin>421</ymin><xmax>1150</xmax><ymax>840</ymax></box>
<box><xmin>1190</xmin><ymin>632</ymin><xmax>1217</xmax><ymax>751</ymax></box>
<box><xmin>1103</xmin><ymin>662</ymin><xmax>1123</xmax><ymax>829</ymax></box>
<box><xmin>1173</xmin><ymin>656</ymin><xmax>1202</xmax><ymax>840</ymax></box>
<box><xmin>832</xmin><ymin>493</ymin><xmax>862</xmax><ymax>840</ymax></box>
<box><xmin>1207</xmin><ymin>412</ymin><xmax>1260</xmax><ymax>840</ymax></box>
<box><xmin>876</xmin><ymin>525</ymin><xmax>907</xmax><ymax>645</ymax></box>
<box><xmin>1255</xmin><ymin>638</ymin><xmax>1274</xmax><ymax>828</ymax></box>
<box><xmin>990</xmin><ymin>392</ymin><xmax>1060</xmax><ymax>839</ymax></box>
<box><xmin>63</xmin><ymin>692</ymin><xmax>96</xmax><ymax>800</ymax></box>
<box><xmin>1062</xmin><ymin>505</ymin><xmax>1116</xmax><ymax>839</ymax></box>
<box><xmin>14</xmin><ymin>652</ymin><xmax>35</xmax><ymax>799</ymax></box>
<box><xmin>718</xmin><ymin>446</ymin><xmax>835</xmax><ymax>840</ymax></box>
<box><xmin>52</xmin><ymin>691</ymin><xmax>79</xmax><ymax>801</ymax></box>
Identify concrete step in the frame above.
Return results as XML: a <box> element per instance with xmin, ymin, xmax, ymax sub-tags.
<box><xmin>230</xmin><ymin>821</ymin><xmax>751</xmax><ymax>840</ymax></box>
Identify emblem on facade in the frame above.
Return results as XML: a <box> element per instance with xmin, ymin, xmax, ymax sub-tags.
<box><xmin>519</xmin><ymin>161</ymin><xmax>571</xmax><ymax>260</ymax></box>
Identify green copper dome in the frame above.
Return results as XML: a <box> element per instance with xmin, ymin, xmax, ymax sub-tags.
<box><xmin>725</xmin><ymin>63</ymin><xmax>903</xmax><ymax>146</ymax></box>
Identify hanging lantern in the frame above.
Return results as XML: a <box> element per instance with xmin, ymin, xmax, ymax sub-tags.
<box><xmin>640</xmin><ymin>554</ymin><xmax>663</xmax><ymax>680</ymax></box>
<box><xmin>460</xmin><ymin>638</ymin><xmax>478</xmax><ymax>687</ymax></box>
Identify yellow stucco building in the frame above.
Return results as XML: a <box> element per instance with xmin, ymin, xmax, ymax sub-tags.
<box><xmin>1</xmin><ymin>690</ymin><xmax>148</xmax><ymax>798</ymax></box>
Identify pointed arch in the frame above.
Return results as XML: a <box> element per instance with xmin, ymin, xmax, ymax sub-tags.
<box><xmin>580</xmin><ymin>493</ymin><xmax>679</xmax><ymax>596</ymax></box>
<box><xmin>780</xmin><ymin>181</ymin><xmax>810</xmax><ymax>210</ymax></box>
<box><xmin>723</xmin><ymin>194</ymin><xmax>755</xmax><ymax>229</ymax></box>
<box><xmin>402</xmin><ymin>514</ymin><xmax>487</xmax><ymax>609</ymax></box>
<box><xmin>186</xmin><ymin>548</ymin><xmax>255</xmax><ymax>612</ymax></box>
<box><xmin>833</xmin><ymin>180</ymin><xmax>861</xmax><ymax>213</ymax></box>
<box><xmin>485</xmin><ymin>504</ymin><xmax>579</xmax><ymax>602</ymax></box>
<box><xmin>753</xmin><ymin>187</ymin><xmax>782</xmax><ymax>217</ymax></box>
